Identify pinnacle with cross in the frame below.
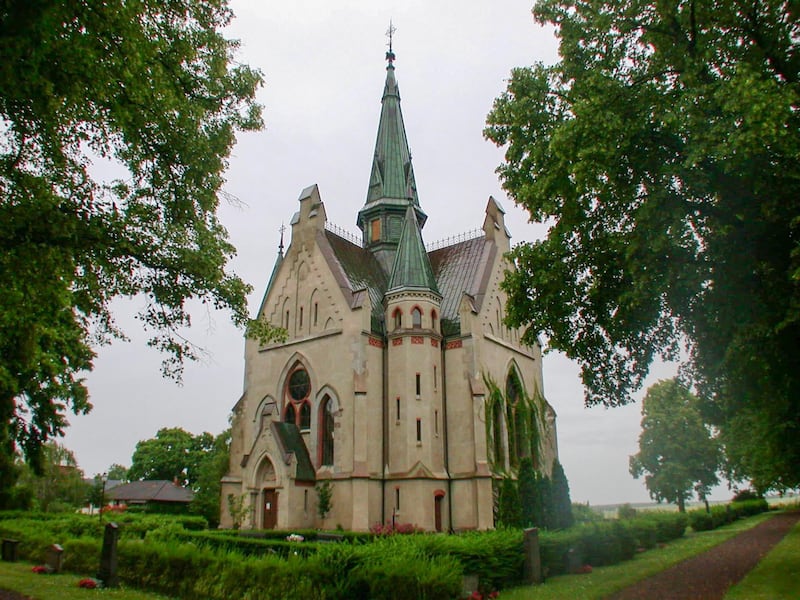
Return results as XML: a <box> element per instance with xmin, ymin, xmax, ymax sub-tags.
<box><xmin>385</xmin><ymin>20</ymin><xmax>396</xmax><ymax>64</ymax></box>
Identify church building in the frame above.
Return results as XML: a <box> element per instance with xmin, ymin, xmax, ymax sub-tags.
<box><xmin>221</xmin><ymin>46</ymin><xmax>559</xmax><ymax>532</ymax></box>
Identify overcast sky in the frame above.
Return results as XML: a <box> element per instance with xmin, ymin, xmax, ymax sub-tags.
<box><xmin>62</xmin><ymin>0</ymin><xmax>731</xmax><ymax>507</ymax></box>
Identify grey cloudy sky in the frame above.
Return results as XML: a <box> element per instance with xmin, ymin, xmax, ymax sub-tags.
<box><xmin>62</xmin><ymin>0</ymin><xmax>730</xmax><ymax>506</ymax></box>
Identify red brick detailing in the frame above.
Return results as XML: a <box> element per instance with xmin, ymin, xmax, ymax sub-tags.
<box><xmin>392</xmin><ymin>337</ymin><xmax>403</xmax><ymax>346</ymax></box>
<box><xmin>431</xmin><ymin>339</ymin><xmax>439</xmax><ymax>347</ymax></box>
<box><xmin>411</xmin><ymin>336</ymin><xmax>424</xmax><ymax>345</ymax></box>
<box><xmin>368</xmin><ymin>337</ymin><xmax>384</xmax><ymax>348</ymax></box>
<box><xmin>445</xmin><ymin>340</ymin><xmax>463</xmax><ymax>350</ymax></box>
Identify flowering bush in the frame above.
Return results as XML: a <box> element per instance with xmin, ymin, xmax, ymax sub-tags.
<box><xmin>31</xmin><ymin>565</ymin><xmax>47</xmax><ymax>574</ymax></box>
<box><xmin>469</xmin><ymin>591</ymin><xmax>499</xmax><ymax>599</ymax></box>
<box><xmin>78</xmin><ymin>578</ymin><xmax>98</xmax><ymax>589</ymax></box>
<box><xmin>369</xmin><ymin>521</ymin><xmax>423</xmax><ymax>535</ymax></box>
<box><xmin>285</xmin><ymin>533</ymin><xmax>304</xmax><ymax>542</ymax></box>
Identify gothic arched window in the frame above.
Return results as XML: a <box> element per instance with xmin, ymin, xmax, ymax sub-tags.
<box><xmin>320</xmin><ymin>395</ymin><xmax>335</xmax><ymax>466</ymax></box>
<box><xmin>412</xmin><ymin>307</ymin><xmax>422</xmax><ymax>329</ymax></box>
<box><xmin>285</xmin><ymin>365</ymin><xmax>311</xmax><ymax>430</ymax></box>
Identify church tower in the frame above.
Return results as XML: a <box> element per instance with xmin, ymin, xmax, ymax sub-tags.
<box><xmin>384</xmin><ymin>204</ymin><xmax>446</xmax><ymax>529</ymax></box>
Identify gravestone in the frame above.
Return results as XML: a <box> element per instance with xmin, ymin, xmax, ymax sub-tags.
<box><xmin>1</xmin><ymin>539</ymin><xmax>19</xmax><ymax>562</ymax></box>
<box><xmin>45</xmin><ymin>544</ymin><xmax>63</xmax><ymax>573</ymax></box>
<box><xmin>523</xmin><ymin>527</ymin><xmax>543</xmax><ymax>584</ymax></box>
<box><xmin>97</xmin><ymin>522</ymin><xmax>120</xmax><ymax>588</ymax></box>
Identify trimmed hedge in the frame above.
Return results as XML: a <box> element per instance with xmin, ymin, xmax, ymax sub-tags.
<box><xmin>539</xmin><ymin>511</ymin><xmax>688</xmax><ymax>576</ymax></box>
<box><xmin>689</xmin><ymin>499</ymin><xmax>769</xmax><ymax>531</ymax></box>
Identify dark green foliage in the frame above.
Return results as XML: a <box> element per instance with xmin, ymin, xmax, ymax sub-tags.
<box><xmin>485</xmin><ymin>0</ymin><xmax>800</xmax><ymax>494</ymax></box>
<box><xmin>316</xmin><ymin>479</ymin><xmax>333</xmax><ymax>519</ymax></box>
<box><xmin>518</xmin><ymin>457</ymin><xmax>540</xmax><ymax>527</ymax></box>
<box><xmin>549</xmin><ymin>461</ymin><xmax>574</xmax><ymax>529</ymax></box>
<box><xmin>732</xmin><ymin>489</ymin><xmax>763</xmax><ymax>503</ymax></box>
<box><xmin>496</xmin><ymin>476</ymin><xmax>521</xmax><ymax>527</ymax></box>
<box><xmin>689</xmin><ymin>498</ymin><xmax>769</xmax><ymax>531</ymax></box>
<box><xmin>191</xmin><ymin>429</ymin><xmax>231</xmax><ymax>527</ymax></box>
<box><xmin>539</xmin><ymin>511</ymin><xmax>687</xmax><ymax>576</ymax></box>
<box><xmin>128</xmin><ymin>427</ymin><xmax>215</xmax><ymax>487</ymax></box>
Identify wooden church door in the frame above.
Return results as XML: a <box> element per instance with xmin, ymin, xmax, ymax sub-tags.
<box><xmin>263</xmin><ymin>489</ymin><xmax>278</xmax><ymax>529</ymax></box>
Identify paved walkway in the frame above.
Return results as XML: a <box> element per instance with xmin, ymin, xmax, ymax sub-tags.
<box><xmin>605</xmin><ymin>511</ymin><xmax>800</xmax><ymax>600</ymax></box>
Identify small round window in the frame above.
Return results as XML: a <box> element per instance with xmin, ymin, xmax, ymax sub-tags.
<box><xmin>288</xmin><ymin>369</ymin><xmax>310</xmax><ymax>401</ymax></box>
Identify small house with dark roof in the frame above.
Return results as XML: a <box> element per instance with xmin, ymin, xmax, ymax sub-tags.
<box><xmin>107</xmin><ymin>480</ymin><xmax>194</xmax><ymax>510</ymax></box>
<box><xmin>222</xmin><ymin>45</ymin><xmax>559</xmax><ymax>532</ymax></box>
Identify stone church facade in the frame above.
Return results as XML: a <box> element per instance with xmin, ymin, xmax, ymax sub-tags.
<box><xmin>221</xmin><ymin>49</ymin><xmax>559</xmax><ymax>532</ymax></box>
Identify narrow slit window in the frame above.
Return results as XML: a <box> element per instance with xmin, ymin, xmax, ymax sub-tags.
<box><xmin>314</xmin><ymin>302</ymin><xmax>318</xmax><ymax>326</ymax></box>
<box><xmin>299</xmin><ymin>306</ymin><xmax>303</xmax><ymax>329</ymax></box>
<box><xmin>396</xmin><ymin>397</ymin><xmax>400</xmax><ymax>420</ymax></box>
<box><xmin>433</xmin><ymin>365</ymin><xmax>437</xmax><ymax>391</ymax></box>
<box><xmin>435</xmin><ymin>410</ymin><xmax>439</xmax><ymax>436</ymax></box>
<box><xmin>395</xmin><ymin>488</ymin><xmax>400</xmax><ymax>510</ymax></box>
<box><xmin>415</xmin><ymin>373</ymin><xmax>421</xmax><ymax>397</ymax></box>
<box><xmin>416</xmin><ymin>418</ymin><xmax>422</xmax><ymax>442</ymax></box>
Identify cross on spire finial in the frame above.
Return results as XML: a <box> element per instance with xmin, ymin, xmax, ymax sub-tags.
<box><xmin>278</xmin><ymin>223</ymin><xmax>286</xmax><ymax>256</ymax></box>
<box><xmin>385</xmin><ymin>20</ymin><xmax>396</xmax><ymax>64</ymax></box>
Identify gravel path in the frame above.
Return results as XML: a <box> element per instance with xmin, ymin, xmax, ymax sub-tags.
<box><xmin>605</xmin><ymin>510</ymin><xmax>800</xmax><ymax>600</ymax></box>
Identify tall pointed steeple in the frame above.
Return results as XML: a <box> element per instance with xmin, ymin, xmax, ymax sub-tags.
<box><xmin>358</xmin><ymin>31</ymin><xmax>427</xmax><ymax>273</ymax></box>
<box><xmin>387</xmin><ymin>204</ymin><xmax>440</xmax><ymax>295</ymax></box>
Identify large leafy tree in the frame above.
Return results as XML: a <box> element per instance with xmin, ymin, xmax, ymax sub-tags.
<box><xmin>630</xmin><ymin>379</ymin><xmax>720</xmax><ymax>511</ymax></box>
<box><xmin>128</xmin><ymin>427</ymin><xmax>214</xmax><ymax>488</ymax></box>
<box><xmin>191</xmin><ymin>428</ymin><xmax>230</xmax><ymax>527</ymax></box>
<box><xmin>485</xmin><ymin>0</ymin><xmax>799</xmax><ymax>490</ymax></box>
<box><xmin>16</xmin><ymin>442</ymin><xmax>89</xmax><ymax>512</ymax></box>
<box><xmin>0</xmin><ymin>0</ymin><xmax>267</xmax><ymax>492</ymax></box>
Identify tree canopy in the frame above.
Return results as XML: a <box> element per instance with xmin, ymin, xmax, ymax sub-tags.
<box><xmin>485</xmin><ymin>0</ymin><xmax>799</xmax><ymax>491</ymax></box>
<box><xmin>128</xmin><ymin>427</ymin><xmax>214</xmax><ymax>488</ymax></box>
<box><xmin>630</xmin><ymin>379</ymin><xmax>720</xmax><ymax>511</ymax></box>
<box><xmin>0</xmin><ymin>0</ymin><xmax>267</xmax><ymax>490</ymax></box>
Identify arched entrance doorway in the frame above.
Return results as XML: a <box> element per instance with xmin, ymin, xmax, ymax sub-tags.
<box><xmin>256</xmin><ymin>456</ymin><xmax>278</xmax><ymax>529</ymax></box>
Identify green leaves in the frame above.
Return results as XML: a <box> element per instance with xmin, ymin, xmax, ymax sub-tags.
<box><xmin>0</xmin><ymin>0</ymin><xmax>263</xmax><ymax>482</ymax></box>
<box><xmin>486</xmin><ymin>0</ymin><xmax>800</xmax><ymax>489</ymax></box>
<box><xmin>629</xmin><ymin>379</ymin><xmax>720</xmax><ymax>511</ymax></box>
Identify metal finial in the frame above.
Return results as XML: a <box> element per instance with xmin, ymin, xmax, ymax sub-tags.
<box><xmin>278</xmin><ymin>223</ymin><xmax>286</xmax><ymax>256</ymax></box>
<box><xmin>385</xmin><ymin>20</ymin><xmax>396</xmax><ymax>64</ymax></box>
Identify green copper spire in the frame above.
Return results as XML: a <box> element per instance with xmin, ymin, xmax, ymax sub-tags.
<box><xmin>358</xmin><ymin>34</ymin><xmax>427</xmax><ymax>273</ymax></box>
<box><xmin>364</xmin><ymin>43</ymin><xmax>419</xmax><ymax>207</ymax></box>
<box><xmin>387</xmin><ymin>204</ymin><xmax>440</xmax><ymax>295</ymax></box>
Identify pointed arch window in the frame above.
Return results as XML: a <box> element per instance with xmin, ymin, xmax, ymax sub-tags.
<box><xmin>412</xmin><ymin>307</ymin><xmax>422</xmax><ymax>329</ymax></box>
<box><xmin>285</xmin><ymin>365</ymin><xmax>312</xmax><ymax>430</ymax></box>
<box><xmin>320</xmin><ymin>395</ymin><xmax>335</xmax><ymax>466</ymax></box>
<box><xmin>506</xmin><ymin>369</ymin><xmax>527</xmax><ymax>463</ymax></box>
<box><xmin>393</xmin><ymin>308</ymin><xmax>402</xmax><ymax>331</ymax></box>
<box><xmin>431</xmin><ymin>310</ymin><xmax>438</xmax><ymax>332</ymax></box>
<box><xmin>299</xmin><ymin>401</ymin><xmax>311</xmax><ymax>430</ymax></box>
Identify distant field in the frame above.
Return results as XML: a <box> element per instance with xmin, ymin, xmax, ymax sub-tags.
<box><xmin>592</xmin><ymin>494</ymin><xmax>799</xmax><ymax>518</ymax></box>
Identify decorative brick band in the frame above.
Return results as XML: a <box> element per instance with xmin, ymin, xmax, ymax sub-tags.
<box><xmin>431</xmin><ymin>339</ymin><xmax>439</xmax><ymax>347</ymax></box>
<box><xmin>368</xmin><ymin>337</ymin><xmax>384</xmax><ymax>348</ymax></box>
<box><xmin>392</xmin><ymin>337</ymin><xmax>403</xmax><ymax>346</ymax></box>
<box><xmin>445</xmin><ymin>340</ymin><xmax>463</xmax><ymax>350</ymax></box>
<box><xmin>411</xmin><ymin>336</ymin><xmax>424</xmax><ymax>345</ymax></box>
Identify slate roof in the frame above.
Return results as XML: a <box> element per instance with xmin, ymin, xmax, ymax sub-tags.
<box><xmin>429</xmin><ymin>235</ymin><xmax>491</xmax><ymax>336</ymax></box>
<box><xmin>323</xmin><ymin>229</ymin><xmax>388</xmax><ymax>332</ymax></box>
<box><xmin>324</xmin><ymin>226</ymin><xmax>490</xmax><ymax>337</ymax></box>
<box><xmin>271</xmin><ymin>422</ymin><xmax>316</xmax><ymax>483</ymax></box>
<box><xmin>107</xmin><ymin>480</ymin><xmax>194</xmax><ymax>504</ymax></box>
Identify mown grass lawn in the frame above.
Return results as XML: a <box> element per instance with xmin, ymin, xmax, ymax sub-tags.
<box><xmin>724</xmin><ymin>516</ymin><xmax>800</xmax><ymax>600</ymax></box>
<box><xmin>502</xmin><ymin>511</ymin><xmax>775</xmax><ymax>600</ymax></box>
<box><xmin>0</xmin><ymin>561</ymin><xmax>174</xmax><ymax>600</ymax></box>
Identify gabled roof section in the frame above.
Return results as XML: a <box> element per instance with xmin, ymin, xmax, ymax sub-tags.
<box><xmin>271</xmin><ymin>421</ymin><xmax>316</xmax><ymax>483</ymax></box>
<box><xmin>107</xmin><ymin>480</ymin><xmax>194</xmax><ymax>503</ymax></box>
<box><xmin>364</xmin><ymin>60</ymin><xmax>419</xmax><ymax>208</ymax></box>
<box><xmin>429</xmin><ymin>235</ymin><xmax>494</xmax><ymax>336</ymax></box>
<box><xmin>320</xmin><ymin>229</ymin><xmax>388</xmax><ymax>332</ymax></box>
<box><xmin>388</xmin><ymin>205</ymin><xmax>440</xmax><ymax>296</ymax></box>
